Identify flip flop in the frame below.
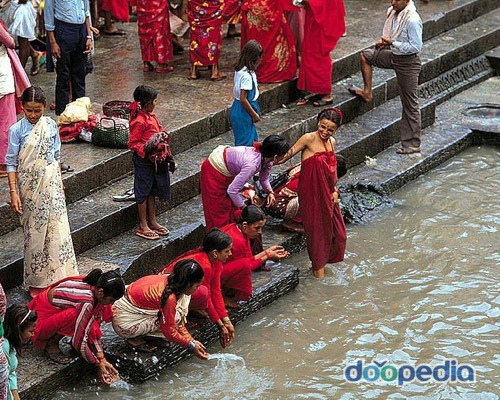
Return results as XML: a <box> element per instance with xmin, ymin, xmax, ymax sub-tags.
<box><xmin>60</xmin><ymin>163</ymin><xmax>74</xmax><ymax>173</ymax></box>
<box><xmin>113</xmin><ymin>189</ymin><xmax>135</xmax><ymax>202</ymax></box>
<box><xmin>296</xmin><ymin>98</ymin><xmax>309</xmax><ymax>106</ymax></box>
<box><xmin>155</xmin><ymin>65</ymin><xmax>174</xmax><ymax>73</ymax></box>
<box><xmin>44</xmin><ymin>350</ymin><xmax>72</xmax><ymax>365</ymax></box>
<box><xmin>143</xmin><ymin>62</ymin><xmax>154</xmax><ymax>72</ymax></box>
<box><xmin>313</xmin><ymin>98</ymin><xmax>334</xmax><ymax>107</ymax></box>
<box><xmin>136</xmin><ymin>230</ymin><xmax>160</xmax><ymax>240</ymax></box>
<box><xmin>152</xmin><ymin>226</ymin><xmax>170</xmax><ymax>236</ymax></box>
<box><xmin>210</xmin><ymin>74</ymin><xmax>227</xmax><ymax>82</ymax></box>
<box><xmin>104</xmin><ymin>29</ymin><xmax>127</xmax><ymax>36</ymax></box>
<box><xmin>396</xmin><ymin>146</ymin><xmax>421</xmax><ymax>154</ymax></box>
<box><xmin>126</xmin><ymin>339</ymin><xmax>157</xmax><ymax>353</ymax></box>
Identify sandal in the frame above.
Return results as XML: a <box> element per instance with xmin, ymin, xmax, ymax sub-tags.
<box><xmin>60</xmin><ymin>163</ymin><xmax>74</xmax><ymax>173</ymax></box>
<box><xmin>210</xmin><ymin>73</ymin><xmax>227</xmax><ymax>82</ymax></box>
<box><xmin>151</xmin><ymin>226</ymin><xmax>170</xmax><ymax>236</ymax></box>
<box><xmin>44</xmin><ymin>350</ymin><xmax>72</xmax><ymax>365</ymax></box>
<box><xmin>296</xmin><ymin>98</ymin><xmax>309</xmax><ymax>106</ymax></box>
<box><xmin>113</xmin><ymin>188</ymin><xmax>135</xmax><ymax>202</ymax></box>
<box><xmin>313</xmin><ymin>98</ymin><xmax>334</xmax><ymax>107</ymax></box>
<box><xmin>143</xmin><ymin>62</ymin><xmax>154</xmax><ymax>72</ymax></box>
<box><xmin>396</xmin><ymin>146</ymin><xmax>421</xmax><ymax>155</ymax></box>
<box><xmin>155</xmin><ymin>65</ymin><xmax>174</xmax><ymax>73</ymax></box>
<box><xmin>136</xmin><ymin>230</ymin><xmax>160</xmax><ymax>240</ymax></box>
<box><xmin>126</xmin><ymin>339</ymin><xmax>157</xmax><ymax>353</ymax></box>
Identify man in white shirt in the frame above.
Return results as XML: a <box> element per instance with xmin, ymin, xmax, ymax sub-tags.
<box><xmin>349</xmin><ymin>0</ymin><xmax>423</xmax><ymax>154</ymax></box>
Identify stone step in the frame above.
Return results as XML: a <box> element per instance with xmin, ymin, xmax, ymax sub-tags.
<box><xmin>1</xmin><ymin>4</ymin><xmax>497</xmax><ymax>240</ymax></box>
<box><xmin>18</xmin><ymin>263</ymin><xmax>300</xmax><ymax>398</ymax></box>
<box><xmin>343</xmin><ymin>77</ymin><xmax>500</xmax><ymax>196</ymax></box>
<box><xmin>1</xmin><ymin>46</ymin><xmax>496</xmax><ymax>288</ymax></box>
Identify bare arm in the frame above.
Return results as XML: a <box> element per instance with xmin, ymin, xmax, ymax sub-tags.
<box><xmin>275</xmin><ymin>133</ymin><xmax>310</xmax><ymax>164</ymax></box>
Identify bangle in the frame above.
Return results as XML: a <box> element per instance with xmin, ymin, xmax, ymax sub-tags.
<box><xmin>188</xmin><ymin>341</ymin><xmax>196</xmax><ymax>351</ymax></box>
<box><xmin>221</xmin><ymin>317</ymin><xmax>230</xmax><ymax>324</ymax></box>
<box><xmin>86</xmin><ymin>35</ymin><xmax>92</xmax><ymax>39</ymax></box>
<box><xmin>264</xmin><ymin>249</ymin><xmax>271</xmax><ymax>259</ymax></box>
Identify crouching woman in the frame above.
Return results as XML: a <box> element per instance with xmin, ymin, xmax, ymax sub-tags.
<box><xmin>29</xmin><ymin>269</ymin><xmax>125</xmax><ymax>384</ymax></box>
<box><xmin>112</xmin><ymin>259</ymin><xmax>209</xmax><ymax>359</ymax></box>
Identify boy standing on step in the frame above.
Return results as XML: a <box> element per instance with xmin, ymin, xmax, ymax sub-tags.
<box><xmin>349</xmin><ymin>0</ymin><xmax>423</xmax><ymax>155</ymax></box>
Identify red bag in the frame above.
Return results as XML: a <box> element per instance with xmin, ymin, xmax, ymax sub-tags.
<box><xmin>143</xmin><ymin>132</ymin><xmax>176</xmax><ymax>172</ymax></box>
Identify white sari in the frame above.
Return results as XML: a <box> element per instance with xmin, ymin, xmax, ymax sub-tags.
<box><xmin>17</xmin><ymin>116</ymin><xmax>78</xmax><ymax>288</ymax></box>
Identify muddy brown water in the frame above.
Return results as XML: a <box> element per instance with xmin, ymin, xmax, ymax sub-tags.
<box><xmin>52</xmin><ymin>145</ymin><xmax>499</xmax><ymax>399</ymax></box>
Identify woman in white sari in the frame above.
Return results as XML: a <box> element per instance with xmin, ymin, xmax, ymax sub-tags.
<box><xmin>5</xmin><ymin>86</ymin><xmax>78</xmax><ymax>298</ymax></box>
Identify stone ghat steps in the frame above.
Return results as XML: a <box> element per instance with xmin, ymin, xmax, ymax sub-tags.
<box><xmin>1</xmin><ymin>11</ymin><xmax>499</xmax><ymax>288</ymax></box>
<box><xmin>1</xmin><ymin>0</ymin><xmax>497</xmax><ymax>236</ymax></box>
<box><xmin>343</xmin><ymin>78</ymin><xmax>500</xmax><ymax>197</ymax></box>
<box><xmin>18</xmin><ymin>264</ymin><xmax>300</xmax><ymax>398</ymax></box>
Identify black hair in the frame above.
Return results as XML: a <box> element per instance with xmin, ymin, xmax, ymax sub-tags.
<box><xmin>4</xmin><ymin>305</ymin><xmax>38</xmax><ymax>355</ymax></box>
<box><xmin>21</xmin><ymin>86</ymin><xmax>46</xmax><ymax>105</ymax></box>
<box><xmin>201</xmin><ymin>228</ymin><xmax>232</xmax><ymax>253</ymax></box>
<box><xmin>241</xmin><ymin>205</ymin><xmax>265</xmax><ymax>224</ymax></box>
<box><xmin>337</xmin><ymin>154</ymin><xmax>347</xmax><ymax>178</ymax></box>
<box><xmin>160</xmin><ymin>259</ymin><xmax>204</xmax><ymax>309</ymax></box>
<box><xmin>133</xmin><ymin>85</ymin><xmax>159</xmax><ymax>108</ymax></box>
<box><xmin>234</xmin><ymin>40</ymin><xmax>263</xmax><ymax>72</ymax></box>
<box><xmin>317</xmin><ymin>107</ymin><xmax>344</xmax><ymax>128</ymax></box>
<box><xmin>260</xmin><ymin>135</ymin><xmax>291</xmax><ymax>158</ymax></box>
<box><xmin>83</xmin><ymin>268</ymin><xmax>126</xmax><ymax>300</ymax></box>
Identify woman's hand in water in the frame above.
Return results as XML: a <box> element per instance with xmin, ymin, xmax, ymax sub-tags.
<box><xmin>218</xmin><ymin>324</ymin><xmax>232</xmax><ymax>348</ymax></box>
<box><xmin>223</xmin><ymin>319</ymin><xmax>235</xmax><ymax>343</ymax></box>
<box><xmin>9</xmin><ymin>191</ymin><xmax>22</xmax><ymax>214</ymax></box>
<box><xmin>194</xmin><ymin>340</ymin><xmax>209</xmax><ymax>360</ymax></box>
<box><xmin>98</xmin><ymin>359</ymin><xmax>120</xmax><ymax>385</ymax></box>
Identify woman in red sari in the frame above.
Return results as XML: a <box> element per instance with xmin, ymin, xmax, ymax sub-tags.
<box><xmin>296</xmin><ymin>0</ymin><xmax>345</xmax><ymax>106</ymax></box>
<box><xmin>241</xmin><ymin>0</ymin><xmax>297</xmax><ymax>83</ymax></box>
<box><xmin>29</xmin><ymin>269</ymin><xmax>125</xmax><ymax>384</ymax></box>
<box><xmin>221</xmin><ymin>205</ymin><xmax>288</xmax><ymax>306</ymax></box>
<box><xmin>159</xmin><ymin>228</ymin><xmax>235</xmax><ymax>348</ymax></box>
<box><xmin>187</xmin><ymin>0</ymin><xmax>225</xmax><ymax>80</ymax></box>
<box><xmin>277</xmin><ymin>108</ymin><xmax>347</xmax><ymax>278</ymax></box>
<box><xmin>130</xmin><ymin>0</ymin><xmax>174</xmax><ymax>73</ymax></box>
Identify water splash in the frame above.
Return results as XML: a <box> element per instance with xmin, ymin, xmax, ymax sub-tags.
<box><xmin>208</xmin><ymin>353</ymin><xmax>246</xmax><ymax>369</ymax></box>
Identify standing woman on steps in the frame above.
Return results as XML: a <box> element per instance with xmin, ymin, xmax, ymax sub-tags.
<box><xmin>6</xmin><ymin>86</ymin><xmax>79</xmax><ymax>298</ymax></box>
<box><xmin>276</xmin><ymin>108</ymin><xmax>347</xmax><ymax>279</ymax></box>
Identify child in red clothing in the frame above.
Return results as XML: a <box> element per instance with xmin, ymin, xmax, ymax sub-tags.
<box><xmin>128</xmin><ymin>85</ymin><xmax>171</xmax><ymax>240</ymax></box>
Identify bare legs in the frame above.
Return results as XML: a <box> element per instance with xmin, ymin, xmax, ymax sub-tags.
<box><xmin>355</xmin><ymin>52</ymin><xmax>374</xmax><ymax>103</ymax></box>
<box><xmin>18</xmin><ymin>37</ymin><xmax>43</xmax><ymax>75</ymax></box>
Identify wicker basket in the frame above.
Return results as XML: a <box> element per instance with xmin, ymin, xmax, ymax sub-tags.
<box><xmin>92</xmin><ymin>117</ymin><xmax>129</xmax><ymax>148</ymax></box>
<box><xmin>103</xmin><ymin>100</ymin><xmax>132</xmax><ymax>118</ymax></box>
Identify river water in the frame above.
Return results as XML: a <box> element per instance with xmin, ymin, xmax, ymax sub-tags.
<box><xmin>53</xmin><ymin>145</ymin><xmax>499</xmax><ymax>399</ymax></box>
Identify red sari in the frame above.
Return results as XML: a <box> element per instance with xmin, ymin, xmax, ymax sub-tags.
<box><xmin>221</xmin><ymin>223</ymin><xmax>263</xmax><ymax>301</ymax></box>
<box><xmin>100</xmin><ymin>0</ymin><xmax>130</xmax><ymax>22</ymax></box>
<box><xmin>297</xmin><ymin>0</ymin><xmax>345</xmax><ymax>94</ymax></box>
<box><xmin>241</xmin><ymin>0</ymin><xmax>297</xmax><ymax>83</ymax></box>
<box><xmin>132</xmin><ymin>0</ymin><xmax>173</xmax><ymax>64</ymax></box>
<box><xmin>223</xmin><ymin>0</ymin><xmax>241</xmax><ymax>25</ymax></box>
<box><xmin>188</xmin><ymin>0</ymin><xmax>224</xmax><ymax>66</ymax></box>
<box><xmin>298</xmin><ymin>151</ymin><xmax>346</xmax><ymax>271</ymax></box>
<box><xmin>159</xmin><ymin>251</ymin><xmax>228</xmax><ymax>323</ymax></box>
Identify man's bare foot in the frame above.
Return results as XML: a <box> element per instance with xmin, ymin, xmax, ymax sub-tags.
<box><xmin>347</xmin><ymin>85</ymin><xmax>372</xmax><ymax>103</ymax></box>
<box><xmin>313</xmin><ymin>267</ymin><xmax>325</xmax><ymax>279</ymax></box>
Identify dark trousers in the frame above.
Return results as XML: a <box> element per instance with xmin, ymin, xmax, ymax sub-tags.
<box><xmin>363</xmin><ymin>47</ymin><xmax>422</xmax><ymax>149</ymax></box>
<box><xmin>54</xmin><ymin>20</ymin><xmax>87</xmax><ymax>115</ymax></box>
